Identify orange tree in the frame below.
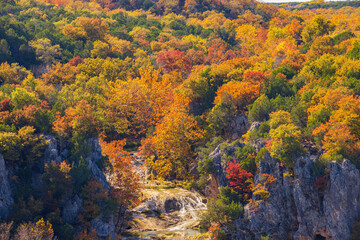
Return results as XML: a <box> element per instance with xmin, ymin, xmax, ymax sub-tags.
<box><xmin>99</xmin><ymin>136</ymin><xmax>140</xmax><ymax>229</ymax></box>
<box><xmin>141</xmin><ymin>94</ymin><xmax>205</xmax><ymax>180</ymax></box>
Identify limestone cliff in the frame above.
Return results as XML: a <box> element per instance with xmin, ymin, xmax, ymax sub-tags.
<box><xmin>229</xmin><ymin>152</ymin><xmax>360</xmax><ymax>240</ymax></box>
<box><xmin>206</xmin><ymin>118</ymin><xmax>360</xmax><ymax>240</ymax></box>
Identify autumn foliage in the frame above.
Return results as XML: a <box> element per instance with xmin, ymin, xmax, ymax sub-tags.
<box><xmin>156</xmin><ymin>50</ymin><xmax>192</xmax><ymax>75</ymax></box>
<box><xmin>142</xmin><ymin>94</ymin><xmax>205</xmax><ymax>179</ymax></box>
<box><xmin>2</xmin><ymin>0</ymin><xmax>360</xmax><ymax>237</ymax></box>
<box><xmin>99</xmin><ymin>137</ymin><xmax>140</xmax><ymax>207</ymax></box>
<box><xmin>226</xmin><ymin>161</ymin><xmax>254</xmax><ymax>201</ymax></box>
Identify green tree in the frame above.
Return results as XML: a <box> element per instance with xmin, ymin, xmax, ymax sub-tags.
<box><xmin>302</xmin><ymin>16</ymin><xmax>335</xmax><ymax>43</ymax></box>
<box><xmin>10</xmin><ymin>88</ymin><xmax>40</xmax><ymax>110</ymax></box>
<box><xmin>29</xmin><ymin>38</ymin><xmax>62</xmax><ymax>65</ymax></box>
<box><xmin>269</xmin><ymin>110</ymin><xmax>292</xmax><ymax>129</ymax></box>
<box><xmin>0</xmin><ymin>39</ymin><xmax>11</xmax><ymax>62</ymax></box>
<box><xmin>269</xmin><ymin>124</ymin><xmax>303</xmax><ymax>168</ymax></box>
<box><xmin>248</xmin><ymin>95</ymin><xmax>273</xmax><ymax>122</ymax></box>
<box><xmin>0</xmin><ymin>126</ymin><xmax>47</xmax><ymax>165</ymax></box>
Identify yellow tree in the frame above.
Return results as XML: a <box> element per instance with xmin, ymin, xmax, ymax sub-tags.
<box><xmin>302</xmin><ymin>15</ymin><xmax>335</xmax><ymax>43</ymax></box>
<box><xmin>62</xmin><ymin>17</ymin><xmax>109</xmax><ymax>41</ymax></box>
<box><xmin>269</xmin><ymin>123</ymin><xmax>303</xmax><ymax>168</ymax></box>
<box><xmin>236</xmin><ymin>24</ymin><xmax>264</xmax><ymax>56</ymax></box>
<box><xmin>141</xmin><ymin>94</ymin><xmax>205</xmax><ymax>180</ymax></box>
<box><xmin>105</xmin><ymin>66</ymin><xmax>174</xmax><ymax>139</ymax></box>
<box><xmin>15</xmin><ymin>219</ymin><xmax>54</xmax><ymax>240</ymax></box>
<box><xmin>91</xmin><ymin>40</ymin><xmax>110</xmax><ymax>58</ymax></box>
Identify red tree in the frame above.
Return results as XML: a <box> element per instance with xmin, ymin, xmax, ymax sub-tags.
<box><xmin>0</xmin><ymin>99</ymin><xmax>11</xmax><ymax>112</ymax></box>
<box><xmin>243</xmin><ymin>71</ymin><xmax>265</xmax><ymax>84</ymax></box>
<box><xmin>226</xmin><ymin>161</ymin><xmax>254</xmax><ymax>199</ymax></box>
<box><xmin>156</xmin><ymin>50</ymin><xmax>192</xmax><ymax>75</ymax></box>
<box><xmin>68</xmin><ymin>56</ymin><xmax>84</xmax><ymax>66</ymax></box>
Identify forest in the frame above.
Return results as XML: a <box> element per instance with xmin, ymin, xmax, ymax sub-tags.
<box><xmin>1</xmin><ymin>0</ymin><xmax>360</xmax><ymax>238</ymax></box>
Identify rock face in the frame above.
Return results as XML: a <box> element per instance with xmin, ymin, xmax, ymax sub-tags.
<box><xmin>133</xmin><ymin>188</ymin><xmax>206</xmax><ymax>218</ymax></box>
<box><xmin>42</xmin><ymin>135</ymin><xmax>62</xmax><ymax>164</ymax></box>
<box><xmin>208</xmin><ymin>144</ymin><xmax>228</xmax><ymax>188</ymax></box>
<box><xmin>62</xmin><ymin>195</ymin><xmax>82</xmax><ymax>224</ymax></box>
<box><xmin>232</xmin><ymin>153</ymin><xmax>360</xmax><ymax>240</ymax></box>
<box><xmin>42</xmin><ymin>137</ymin><xmax>110</xmax><ymax>190</ymax></box>
<box><xmin>0</xmin><ymin>154</ymin><xmax>13</xmax><ymax>218</ymax></box>
<box><xmin>204</xmin><ymin>117</ymin><xmax>360</xmax><ymax>240</ymax></box>
<box><xmin>323</xmin><ymin>160</ymin><xmax>360</xmax><ymax>240</ymax></box>
<box><xmin>86</xmin><ymin>138</ymin><xmax>110</xmax><ymax>189</ymax></box>
<box><xmin>41</xmin><ymin>136</ymin><xmax>115</xmax><ymax>237</ymax></box>
<box><xmin>207</xmin><ymin>140</ymin><xmax>244</xmax><ymax>189</ymax></box>
<box><xmin>91</xmin><ymin>215</ymin><xmax>117</xmax><ymax>239</ymax></box>
<box><xmin>230</xmin><ymin>114</ymin><xmax>250</xmax><ymax>140</ymax></box>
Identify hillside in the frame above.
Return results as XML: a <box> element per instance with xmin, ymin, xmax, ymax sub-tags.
<box><xmin>1</xmin><ymin>0</ymin><xmax>360</xmax><ymax>239</ymax></box>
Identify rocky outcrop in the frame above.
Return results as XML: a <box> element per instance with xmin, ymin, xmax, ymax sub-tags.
<box><xmin>62</xmin><ymin>195</ymin><xmax>82</xmax><ymax>224</ymax></box>
<box><xmin>41</xmin><ymin>137</ymin><xmax>110</xmax><ymax>189</ymax></box>
<box><xmin>208</xmin><ymin>144</ymin><xmax>229</xmax><ymax>188</ymax></box>
<box><xmin>86</xmin><ymin>138</ymin><xmax>110</xmax><ymax>189</ymax></box>
<box><xmin>230</xmin><ymin>114</ymin><xmax>250</xmax><ymax>140</ymax></box>
<box><xmin>91</xmin><ymin>215</ymin><xmax>116</xmax><ymax>239</ymax></box>
<box><xmin>205</xmin><ymin>174</ymin><xmax>221</xmax><ymax>199</ymax></box>
<box><xmin>232</xmin><ymin>153</ymin><xmax>360</xmax><ymax>240</ymax></box>
<box><xmin>42</xmin><ymin>135</ymin><xmax>62</xmax><ymax>164</ymax></box>
<box><xmin>41</xmin><ymin>136</ymin><xmax>114</xmax><ymax>237</ymax></box>
<box><xmin>322</xmin><ymin>160</ymin><xmax>360</xmax><ymax>240</ymax></box>
<box><xmin>207</xmin><ymin>141</ymin><xmax>245</xmax><ymax>189</ymax></box>
<box><xmin>30</xmin><ymin>63</ymin><xmax>49</xmax><ymax>78</ymax></box>
<box><xmin>249</xmin><ymin>121</ymin><xmax>261</xmax><ymax>132</ymax></box>
<box><xmin>133</xmin><ymin>188</ymin><xmax>206</xmax><ymax>217</ymax></box>
<box><xmin>0</xmin><ymin>154</ymin><xmax>13</xmax><ymax>218</ymax></box>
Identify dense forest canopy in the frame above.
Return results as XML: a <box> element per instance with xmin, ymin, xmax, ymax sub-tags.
<box><xmin>1</xmin><ymin>0</ymin><xmax>360</xmax><ymax>238</ymax></box>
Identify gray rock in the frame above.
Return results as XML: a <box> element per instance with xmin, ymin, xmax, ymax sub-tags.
<box><xmin>208</xmin><ymin>144</ymin><xmax>228</xmax><ymax>187</ymax></box>
<box><xmin>238</xmin><ymin>153</ymin><xmax>298</xmax><ymax>240</ymax></box>
<box><xmin>323</xmin><ymin>160</ymin><xmax>360</xmax><ymax>240</ymax></box>
<box><xmin>86</xmin><ymin>138</ymin><xmax>110</xmax><ymax>189</ymax></box>
<box><xmin>252</xmin><ymin>139</ymin><xmax>266</xmax><ymax>153</ymax></box>
<box><xmin>40</xmin><ymin>136</ymin><xmax>114</xmax><ymax>237</ymax></box>
<box><xmin>133</xmin><ymin>189</ymin><xmax>206</xmax><ymax>216</ymax></box>
<box><xmin>233</xmin><ymin>155</ymin><xmax>360</xmax><ymax>240</ymax></box>
<box><xmin>208</xmin><ymin>141</ymin><xmax>244</xmax><ymax>187</ymax></box>
<box><xmin>42</xmin><ymin>135</ymin><xmax>62</xmax><ymax>164</ymax></box>
<box><xmin>230</xmin><ymin>114</ymin><xmax>250</xmax><ymax>140</ymax></box>
<box><xmin>0</xmin><ymin>154</ymin><xmax>13</xmax><ymax>218</ymax></box>
<box><xmin>43</xmin><ymin>136</ymin><xmax>110</xmax><ymax>190</ymax></box>
<box><xmin>91</xmin><ymin>215</ymin><xmax>116</xmax><ymax>239</ymax></box>
<box><xmin>249</xmin><ymin>122</ymin><xmax>262</xmax><ymax>132</ymax></box>
<box><xmin>62</xmin><ymin>195</ymin><xmax>82</xmax><ymax>224</ymax></box>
